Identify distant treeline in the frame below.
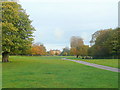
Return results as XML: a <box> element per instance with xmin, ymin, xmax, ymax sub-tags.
<box><xmin>60</xmin><ymin>28</ymin><xmax>120</xmax><ymax>59</ymax></box>
<box><xmin>10</xmin><ymin>28</ymin><xmax>120</xmax><ymax>59</ymax></box>
<box><xmin>89</xmin><ymin>28</ymin><xmax>120</xmax><ymax>59</ymax></box>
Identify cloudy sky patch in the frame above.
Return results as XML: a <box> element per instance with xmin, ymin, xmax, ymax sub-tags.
<box><xmin>54</xmin><ymin>28</ymin><xmax>64</xmax><ymax>40</ymax></box>
<box><xmin>19</xmin><ymin>0</ymin><xmax>118</xmax><ymax>51</ymax></box>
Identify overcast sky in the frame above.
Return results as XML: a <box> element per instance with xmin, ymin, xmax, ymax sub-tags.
<box><xmin>19</xmin><ymin>0</ymin><xmax>118</xmax><ymax>51</ymax></box>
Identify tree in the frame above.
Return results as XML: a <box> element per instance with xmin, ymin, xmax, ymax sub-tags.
<box><xmin>2</xmin><ymin>2</ymin><xmax>35</xmax><ymax>62</ymax></box>
<box><xmin>89</xmin><ymin>29</ymin><xmax>112</xmax><ymax>58</ymax></box>
<box><xmin>80</xmin><ymin>45</ymin><xmax>89</xmax><ymax>56</ymax></box>
<box><xmin>30</xmin><ymin>44</ymin><xmax>46</xmax><ymax>56</ymax></box>
<box><xmin>70</xmin><ymin>47</ymin><xmax>77</xmax><ymax>56</ymax></box>
<box><xmin>107</xmin><ymin>28</ymin><xmax>120</xmax><ymax>58</ymax></box>
<box><xmin>60</xmin><ymin>47</ymin><xmax>70</xmax><ymax>56</ymax></box>
<box><xmin>70</xmin><ymin>36</ymin><xmax>88</xmax><ymax>58</ymax></box>
<box><xmin>89</xmin><ymin>28</ymin><xmax>120</xmax><ymax>59</ymax></box>
<box><xmin>90</xmin><ymin>29</ymin><xmax>112</xmax><ymax>46</ymax></box>
<box><xmin>70</xmin><ymin>36</ymin><xmax>84</xmax><ymax>48</ymax></box>
<box><xmin>0</xmin><ymin>2</ymin><xmax>2</xmax><ymax>55</ymax></box>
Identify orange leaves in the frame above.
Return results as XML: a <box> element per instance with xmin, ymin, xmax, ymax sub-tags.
<box><xmin>30</xmin><ymin>44</ymin><xmax>46</xmax><ymax>55</ymax></box>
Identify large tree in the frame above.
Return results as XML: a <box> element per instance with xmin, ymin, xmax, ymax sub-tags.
<box><xmin>2</xmin><ymin>2</ymin><xmax>35</xmax><ymax>62</ymax></box>
<box><xmin>0</xmin><ymin>2</ymin><xmax>2</xmax><ymax>54</ymax></box>
<box><xmin>89</xmin><ymin>28</ymin><xmax>120</xmax><ymax>59</ymax></box>
<box><xmin>70</xmin><ymin>36</ymin><xmax>88</xmax><ymax>58</ymax></box>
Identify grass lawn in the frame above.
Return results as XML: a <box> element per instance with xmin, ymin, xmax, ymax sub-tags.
<box><xmin>2</xmin><ymin>56</ymin><xmax>118</xmax><ymax>88</ymax></box>
<box><xmin>67</xmin><ymin>57</ymin><xmax>119</xmax><ymax>68</ymax></box>
<box><xmin>0</xmin><ymin>56</ymin><xmax>1</xmax><ymax>89</ymax></box>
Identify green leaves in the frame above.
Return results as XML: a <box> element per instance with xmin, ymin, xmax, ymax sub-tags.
<box><xmin>89</xmin><ymin>28</ymin><xmax>120</xmax><ymax>58</ymax></box>
<box><xmin>2</xmin><ymin>2</ymin><xmax>35</xmax><ymax>54</ymax></box>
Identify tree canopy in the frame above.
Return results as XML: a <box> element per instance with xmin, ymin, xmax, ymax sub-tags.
<box><xmin>89</xmin><ymin>28</ymin><xmax>120</xmax><ymax>59</ymax></box>
<box><xmin>2</xmin><ymin>2</ymin><xmax>35</xmax><ymax>62</ymax></box>
<box><xmin>28</xmin><ymin>44</ymin><xmax>47</xmax><ymax>56</ymax></box>
<box><xmin>70</xmin><ymin>36</ymin><xmax>89</xmax><ymax>58</ymax></box>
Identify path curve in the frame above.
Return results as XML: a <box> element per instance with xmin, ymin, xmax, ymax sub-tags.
<box><xmin>62</xmin><ymin>58</ymin><xmax>120</xmax><ymax>72</ymax></box>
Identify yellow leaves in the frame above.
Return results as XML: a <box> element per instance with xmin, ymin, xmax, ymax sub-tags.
<box><xmin>70</xmin><ymin>45</ymin><xmax>89</xmax><ymax>56</ymax></box>
<box><xmin>30</xmin><ymin>44</ymin><xmax>46</xmax><ymax>55</ymax></box>
<box><xmin>70</xmin><ymin>48</ymin><xmax>77</xmax><ymax>55</ymax></box>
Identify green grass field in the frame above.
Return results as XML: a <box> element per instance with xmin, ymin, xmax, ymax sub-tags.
<box><xmin>67</xmin><ymin>57</ymin><xmax>119</xmax><ymax>68</ymax></box>
<box><xmin>0</xmin><ymin>56</ymin><xmax>2</xmax><ymax>89</ymax></box>
<box><xmin>2</xmin><ymin>56</ymin><xmax>118</xmax><ymax>88</ymax></box>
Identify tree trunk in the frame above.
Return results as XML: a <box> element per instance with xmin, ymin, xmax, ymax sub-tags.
<box><xmin>76</xmin><ymin>55</ymin><xmax>79</xmax><ymax>58</ymax></box>
<box><xmin>2</xmin><ymin>52</ymin><xmax>9</xmax><ymax>62</ymax></box>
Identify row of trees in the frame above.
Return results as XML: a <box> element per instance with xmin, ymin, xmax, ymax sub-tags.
<box><xmin>69</xmin><ymin>28</ymin><xmax>120</xmax><ymax>59</ymax></box>
<box><xmin>22</xmin><ymin>28</ymin><xmax>119</xmax><ymax>59</ymax></box>
<box><xmin>2</xmin><ymin>2</ymin><xmax>120</xmax><ymax>62</ymax></box>
<box><xmin>26</xmin><ymin>44</ymin><xmax>47</xmax><ymax>56</ymax></box>
<box><xmin>60</xmin><ymin>36</ymin><xmax>89</xmax><ymax>58</ymax></box>
<box><xmin>89</xmin><ymin>28</ymin><xmax>120</xmax><ymax>59</ymax></box>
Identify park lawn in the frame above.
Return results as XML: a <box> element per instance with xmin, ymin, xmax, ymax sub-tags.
<box><xmin>2</xmin><ymin>56</ymin><xmax>118</xmax><ymax>88</ymax></box>
<box><xmin>67</xmin><ymin>57</ymin><xmax>119</xmax><ymax>68</ymax></box>
<box><xmin>0</xmin><ymin>55</ymin><xmax>1</xmax><ymax>89</ymax></box>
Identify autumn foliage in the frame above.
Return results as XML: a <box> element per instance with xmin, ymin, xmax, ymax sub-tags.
<box><xmin>70</xmin><ymin>36</ymin><xmax>89</xmax><ymax>58</ymax></box>
<box><xmin>27</xmin><ymin>44</ymin><xmax>47</xmax><ymax>56</ymax></box>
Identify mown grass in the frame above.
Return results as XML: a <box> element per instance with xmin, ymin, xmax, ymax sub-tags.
<box><xmin>0</xmin><ymin>56</ymin><xmax>2</xmax><ymax>89</ymax></box>
<box><xmin>67</xmin><ymin>57</ymin><xmax>119</xmax><ymax>68</ymax></box>
<box><xmin>2</xmin><ymin>56</ymin><xmax>118</xmax><ymax>88</ymax></box>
